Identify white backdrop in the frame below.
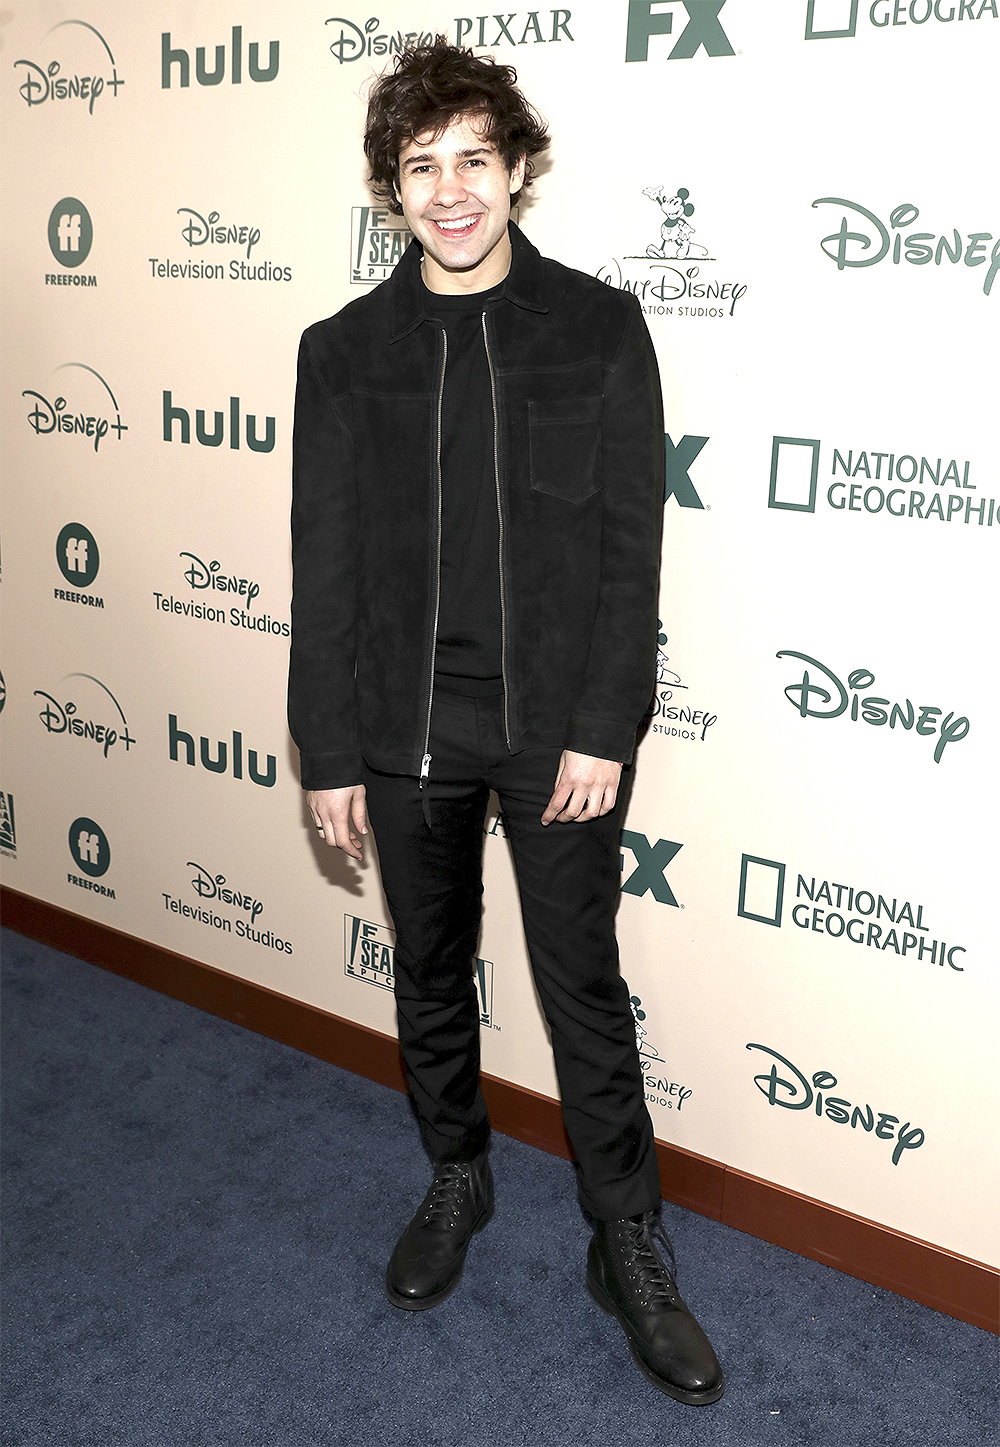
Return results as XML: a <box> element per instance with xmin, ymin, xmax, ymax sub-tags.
<box><xmin>2</xmin><ymin>0</ymin><xmax>997</xmax><ymax>1269</ymax></box>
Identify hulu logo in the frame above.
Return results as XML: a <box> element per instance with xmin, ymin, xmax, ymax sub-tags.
<box><xmin>168</xmin><ymin>715</ymin><xmax>275</xmax><ymax>788</ymax></box>
<box><xmin>161</xmin><ymin>28</ymin><xmax>278</xmax><ymax>88</ymax></box>
<box><xmin>162</xmin><ymin>393</ymin><xmax>274</xmax><ymax>452</ymax></box>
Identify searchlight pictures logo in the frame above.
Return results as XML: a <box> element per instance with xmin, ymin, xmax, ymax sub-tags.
<box><xmin>14</xmin><ymin>18</ymin><xmax>124</xmax><ymax>114</ymax></box>
<box><xmin>0</xmin><ymin>791</ymin><xmax>16</xmax><ymax>859</ymax></box>
<box><xmin>344</xmin><ymin>914</ymin><xmax>496</xmax><ymax>1028</ymax></box>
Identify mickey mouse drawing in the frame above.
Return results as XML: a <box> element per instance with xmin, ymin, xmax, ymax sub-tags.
<box><xmin>643</xmin><ymin>186</ymin><xmax>709</xmax><ymax>260</ymax></box>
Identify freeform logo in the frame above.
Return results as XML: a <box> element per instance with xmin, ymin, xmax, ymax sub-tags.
<box><xmin>805</xmin><ymin>0</ymin><xmax>997</xmax><ymax>42</ymax></box>
<box><xmin>161</xmin><ymin>28</ymin><xmax>279</xmax><ymax>88</ymax></box>
<box><xmin>812</xmin><ymin>198</ymin><xmax>998</xmax><ymax>298</ymax></box>
<box><xmin>351</xmin><ymin>208</ymin><xmax>412</xmax><ymax>284</ymax></box>
<box><xmin>325</xmin><ymin>12</ymin><xmax>574</xmax><ymax>63</ymax></box>
<box><xmin>35</xmin><ymin>674</ymin><xmax>135</xmax><ymax>758</ymax></box>
<box><xmin>647</xmin><ymin>623</ymin><xmax>718</xmax><ymax>742</ymax></box>
<box><xmin>597</xmin><ymin>185</ymin><xmax>747</xmax><ymax>321</ymax></box>
<box><xmin>148</xmin><ymin>206</ymin><xmax>292</xmax><ymax>284</ymax></box>
<box><xmin>23</xmin><ymin>364</ymin><xmax>126</xmax><ymax>453</ymax></box>
<box><xmin>630</xmin><ymin>994</ymin><xmax>693</xmax><ymax>1111</ymax></box>
<box><xmin>738</xmin><ymin>855</ymin><xmax>966</xmax><ymax>971</ymax></box>
<box><xmin>14</xmin><ymin>19</ymin><xmax>124</xmax><ymax>114</ymax></box>
<box><xmin>745</xmin><ymin>1043</ymin><xmax>925</xmax><ymax>1167</ymax></box>
<box><xmin>46</xmin><ymin>198</ymin><xmax>96</xmax><ymax>286</ymax></box>
<box><xmin>344</xmin><ymin>914</ymin><xmax>496</xmax><ymax>1027</ymax></box>
<box><xmin>0</xmin><ymin>791</ymin><xmax>16</xmax><ymax>857</ymax></box>
<box><xmin>160</xmin><ymin>860</ymin><xmax>291</xmax><ymax>953</ymax></box>
<box><xmin>55</xmin><ymin>522</ymin><xmax>104</xmax><ymax>611</ymax></box>
<box><xmin>621</xmin><ymin>831</ymin><xmax>682</xmax><ymax>906</ymax></box>
<box><xmin>768</xmin><ymin>437</ymin><xmax>995</xmax><ymax>530</ymax></box>
<box><xmin>625</xmin><ymin>0</ymin><xmax>735</xmax><ymax>62</ymax></box>
<box><xmin>162</xmin><ymin>392</ymin><xmax>275</xmax><ymax>453</ymax></box>
<box><xmin>776</xmin><ymin>650</ymin><xmax>970</xmax><ymax>764</ymax></box>
<box><xmin>67</xmin><ymin>816</ymin><xmax>115</xmax><ymax>898</ymax></box>
<box><xmin>168</xmin><ymin>715</ymin><xmax>276</xmax><ymax>788</ymax></box>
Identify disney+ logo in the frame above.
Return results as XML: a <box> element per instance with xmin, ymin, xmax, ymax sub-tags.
<box><xmin>15</xmin><ymin>20</ymin><xmax>124</xmax><ymax>114</ymax></box>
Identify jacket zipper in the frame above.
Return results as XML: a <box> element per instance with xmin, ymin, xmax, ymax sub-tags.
<box><xmin>482</xmin><ymin>310</ymin><xmax>511</xmax><ymax>751</ymax></box>
<box><xmin>420</xmin><ymin>327</ymin><xmax>447</xmax><ymax>794</ymax></box>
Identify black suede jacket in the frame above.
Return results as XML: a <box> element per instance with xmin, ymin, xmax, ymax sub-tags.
<box><xmin>288</xmin><ymin>224</ymin><xmax>665</xmax><ymax>790</ymax></box>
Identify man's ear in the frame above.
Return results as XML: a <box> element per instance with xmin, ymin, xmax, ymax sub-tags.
<box><xmin>509</xmin><ymin>152</ymin><xmax>526</xmax><ymax>195</ymax></box>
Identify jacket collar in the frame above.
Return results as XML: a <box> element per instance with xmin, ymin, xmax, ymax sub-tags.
<box><xmin>387</xmin><ymin>221</ymin><xmax>549</xmax><ymax>342</ymax></box>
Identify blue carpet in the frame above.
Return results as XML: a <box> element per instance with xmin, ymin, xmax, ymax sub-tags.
<box><xmin>2</xmin><ymin>925</ymin><xmax>996</xmax><ymax>1447</ymax></box>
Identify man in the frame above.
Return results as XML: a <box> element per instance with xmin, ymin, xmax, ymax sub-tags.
<box><xmin>288</xmin><ymin>39</ymin><xmax>723</xmax><ymax>1406</ymax></box>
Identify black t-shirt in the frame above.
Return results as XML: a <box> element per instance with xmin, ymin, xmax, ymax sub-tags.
<box><xmin>422</xmin><ymin>280</ymin><xmax>505</xmax><ymax>686</ymax></box>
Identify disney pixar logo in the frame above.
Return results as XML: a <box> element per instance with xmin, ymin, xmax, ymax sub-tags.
<box><xmin>746</xmin><ymin>1043</ymin><xmax>925</xmax><ymax>1167</ymax></box>
<box><xmin>15</xmin><ymin>19</ymin><xmax>124</xmax><ymax>114</ymax></box>
<box><xmin>777</xmin><ymin>650</ymin><xmax>970</xmax><ymax>764</ymax></box>
<box><xmin>813</xmin><ymin>198</ymin><xmax>999</xmax><ymax>297</ymax></box>
<box><xmin>325</xmin><ymin>12</ymin><xmax>575</xmax><ymax>64</ymax></box>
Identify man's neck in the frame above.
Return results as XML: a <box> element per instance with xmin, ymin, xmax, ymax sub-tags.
<box><xmin>420</xmin><ymin>231</ymin><xmax>513</xmax><ymax>296</ymax></box>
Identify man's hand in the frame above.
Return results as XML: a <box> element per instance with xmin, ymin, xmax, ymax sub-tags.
<box><xmin>541</xmin><ymin>751</ymin><xmax>622</xmax><ymax>826</ymax></box>
<box><xmin>307</xmin><ymin>785</ymin><xmax>368</xmax><ymax>859</ymax></box>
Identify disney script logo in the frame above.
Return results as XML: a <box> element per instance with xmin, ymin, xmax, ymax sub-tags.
<box><xmin>180</xmin><ymin>553</ymin><xmax>260</xmax><ymax>608</ymax></box>
<box><xmin>746</xmin><ymin>1043</ymin><xmax>924</xmax><ymax>1167</ymax></box>
<box><xmin>777</xmin><ymin>650</ymin><xmax>969</xmax><ymax>764</ymax></box>
<box><xmin>813</xmin><ymin>198</ymin><xmax>999</xmax><ymax>297</ymax></box>
<box><xmin>178</xmin><ymin>210</ymin><xmax>260</xmax><ymax>259</ymax></box>
<box><xmin>188</xmin><ymin>861</ymin><xmax>263</xmax><ymax>922</ymax></box>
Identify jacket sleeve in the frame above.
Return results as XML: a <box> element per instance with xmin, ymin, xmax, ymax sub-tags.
<box><xmin>287</xmin><ymin>326</ymin><xmax>364</xmax><ymax>790</ymax></box>
<box><xmin>563</xmin><ymin>296</ymin><xmax>664</xmax><ymax>765</ymax></box>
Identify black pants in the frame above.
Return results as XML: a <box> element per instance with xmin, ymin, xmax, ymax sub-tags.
<box><xmin>363</xmin><ymin>688</ymin><xmax>660</xmax><ymax>1221</ymax></box>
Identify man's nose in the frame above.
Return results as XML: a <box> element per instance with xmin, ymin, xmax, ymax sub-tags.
<box><xmin>433</xmin><ymin>168</ymin><xmax>468</xmax><ymax>206</ymax></box>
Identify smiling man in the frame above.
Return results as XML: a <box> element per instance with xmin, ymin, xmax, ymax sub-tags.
<box><xmin>288</xmin><ymin>38</ymin><xmax>723</xmax><ymax>1406</ymax></box>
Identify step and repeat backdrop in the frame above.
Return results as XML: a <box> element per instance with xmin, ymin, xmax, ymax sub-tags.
<box><xmin>2</xmin><ymin>1</ymin><xmax>997</xmax><ymax>1269</ymax></box>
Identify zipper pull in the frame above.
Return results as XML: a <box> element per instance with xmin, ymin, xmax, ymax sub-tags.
<box><xmin>420</xmin><ymin>753</ymin><xmax>432</xmax><ymax>787</ymax></box>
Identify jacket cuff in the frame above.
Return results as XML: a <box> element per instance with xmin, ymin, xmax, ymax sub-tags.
<box><xmin>564</xmin><ymin>714</ymin><xmax>639</xmax><ymax>767</ymax></box>
<box><xmin>298</xmin><ymin>751</ymin><xmax>365</xmax><ymax>791</ymax></box>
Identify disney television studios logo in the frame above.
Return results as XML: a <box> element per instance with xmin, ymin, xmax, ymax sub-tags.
<box><xmin>630</xmin><ymin>994</ymin><xmax>693</xmax><ymax>1112</ymax></box>
<box><xmin>812</xmin><ymin>198</ymin><xmax>998</xmax><ymax>298</ymax></box>
<box><xmin>598</xmin><ymin>185</ymin><xmax>747</xmax><ymax>321</ymax></box>
<box><xmin>24</xmin><ymin>365</ymin><xmax>127</xmax><ymax>452</ymax></box>
<box><xmin>746</xmin><ymin>1043</ymin><xmax>925</xmax><ymax>1167</ymax></box>
<box><xmin>738</xmin><ymin>854</ymin><xmax>966</xmax><ymax>972</ymax></box>
<box><xmin>15</xmin><ymin>18</ymin><xmax>124</xmax><ymax>114</ymax></box>
<box><xmin>35</xmin><ymin>674</ymin><xmax>135</xmax><ymax>758</ymax></box>
<box><xmin>154</xmin><ymin>550</ymin><xmax>289</xmax><ymax>640</ymax></box>
<box><xmin>161</xmin><ymin>860</ymin><xmax>292</xmax><ymax>954</ymax></box>
<box><xmin>148</xmin><ymin>207</ymin><xmax>292</xmax><ymax>284</ymax></box>
<box><xmin>768</xmin><ymin>436</ymin><xmax>995</xmax><ymax>531</ymax></box>
<box><xmin>344</xmin><ymin>914</ymin><xmax>497</xmax><ymax>1028</ymax></box>
<box><xmin>325</xmin><ymin>11</ymin><xmax>575</xmax><ymax>64</ymax></box>
<box><xmin>776</xmin><ymin>650</ymin><xmax>970</xmax><ymax>764</ymax></box>
<box><xmin>805</xmin><ymin>0</ymin><xmax>998</xmax><ymax>42</ymax></box>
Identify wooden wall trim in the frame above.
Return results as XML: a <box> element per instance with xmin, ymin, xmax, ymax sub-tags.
<box><xmin>3</xmin><ymin>886</ymin><xmax>996</xmax><ymax>1334</ymax></box>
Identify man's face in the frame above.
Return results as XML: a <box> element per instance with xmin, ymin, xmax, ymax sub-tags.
<box><xmin>396</xmin><ymin>114</ymin><xmax>525</xmax><ymax>294</ymax></box>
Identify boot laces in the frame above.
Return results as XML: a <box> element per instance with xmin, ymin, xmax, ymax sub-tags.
<box><xmin>623</xmin><ymin>1212</ymin><xmax>680</xmax><ymax>1308</ymax></box>
<box><xmin>420</xmin><ymin>1163</ymin><xmax>473</xmax><ymax>1229</ymax></box>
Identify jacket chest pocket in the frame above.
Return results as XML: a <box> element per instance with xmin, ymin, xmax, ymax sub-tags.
<box><xmin>528</xmin><ymin>395</ymin><xmax>603</xmax><ymax>503</ymax></box>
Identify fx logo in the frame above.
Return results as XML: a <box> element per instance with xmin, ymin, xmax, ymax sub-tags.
<box><xmin>626</xmin><ymin>0</ymin><xmax>735</xmax><ymax>62</ymax></box>
<box><xmin>621</xmin><ymin>831</ymin><xmax>682</xmax><ymax>906</ymax></box>
<box><xmin>69</xmin><ymin>817</ymin><xmax>110</xmax><ymax>877</ymax></box>
<box><xmin>665</xmin><ymin>433</ymin><xmax>707</xmax><ymax>509</ymax></box>
<box><xmin>56</xmin><ymin>523</ymin><xmax>100</xmax><ymax>587</ymax></box>
<box><xmin>48</xmin><ymin>198</ymin><xmax>93</xmax><ymax>267</ymax></box>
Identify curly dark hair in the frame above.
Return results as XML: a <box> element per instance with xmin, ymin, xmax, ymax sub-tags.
<box><xmin>364</xmin><ymin>37</ymin><xmax>550</xmax><ymax>215</ymax></box>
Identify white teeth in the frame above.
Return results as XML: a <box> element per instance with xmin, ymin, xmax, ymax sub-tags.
<box><xmin>436</xmin><ymin>216</ymin><xmax>478</xmax><ymax>232</ymax></box>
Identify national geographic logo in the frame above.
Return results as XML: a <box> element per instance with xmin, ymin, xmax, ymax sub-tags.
<box><xmin>647</xmin><ymin>624</ymin><xmax>718</xmax><ymax>743</ymax></box>
<box><xmin>812</xmin><ymin>198</ymin><xmax>998</xmax><ymax>298</ymax></box>
<box><xmin>161</xmin><ymin>28</ymin><xmax>279</xmax><ymax>88</ymax></box>
<box><xmin>153</xmin><ymin>550</ymin><xmax>289</xmax><ymax>640</ymax></box>
<box><xmin>325</xmin><ymin>12</ymin><xmax>575</xmax><ymax>64</ymax></box>
<box><xmin>148</xmin><ymin>206</ymin><xmax>292</xmax><ymax>284</ymax></box>
<box><xmin>23</xmin><ymin>364</ymin><xmax>126</xmax><ymax>453</ymax></box>
<box><xmin>776</xmin><ymin>649</ymin><xmax>970</xmax><ymax>764</ymax></box>
<box><xmin>768</xmin><ymin>437</ymin><xmax>996</xmax><ymax>531</ymax></box>
<box><xmin>746</xmin><ymin>1042</ymin><xmax>925</xmax><ymax>1167</ymax></box>
<box><xmin>14</xmin><ymin>19</ymin><xmax>124</xmax><ymax>114</ymax></box>
<box><xmin>738</xmin><ymin>854</ymin><xmax>966</xmax><ymax>971</ymax></box>
<box><xmin>67</xmin><ymin>816</ymin><xmax>115</xmax><ymax>898</ymax></box>
<box><xmin>597</xmin><ymin>185</ymin><xmax>747</xmax><ymax>322</ymax></box>
<box><xmin>805</xmin><ymin>0</ymin><xmax>997</xmax><ymax>42</ymax></box>
<box><xmin>0</xmin><ymin>791</ymin><xmax>16</xmax><ymax>858</ymax></box>
<box><xmin>35</xmin><ymin>674</ymin><xmax>135</xmax><ymax>759</ymax></box>
<box><xmin>351</xmin><ymin>208</ymin><xmax>412</xmax><ymax>284</ymax></box>
<box><xmin>620</xmin><ymin>832</ymin><xmax>683</xmax><ymax>906</ymax></box>
<box><xmin>625</xmin><ymin>0</ymin><xmax>736</xmax><ymax>61</ymax></box>
<box><xmin>344</xmin><ymin>915</ymin><xmax>497</xmax><ymax>1028</ymax></box>
<box><xmin>630</xmin><ymin>994</ymin><xmax>693</xmax><ymax>1111</ymax></box>
<box><xmin>55</xmin><ymin>522</ymin><xmax>104</xmax><ymax>611</ymax></box>
<box><xmin>161</xmin><ymin>859</ymin><xmax>292</xmax><ymax>954</ymax></box>
<box><xmin>46</xmin><ymin>198</ymin><xmax>96</xmax><ymax>287</ymax></box>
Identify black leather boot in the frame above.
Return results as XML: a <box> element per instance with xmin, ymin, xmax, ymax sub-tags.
<box><xmin>385</xmin><ymin>1152</ymin><xmax>494</xmax><ymax>1310</ymax></box>
<box><xmin>587</xmin><ymin>1212</ymin><xmax>725</xmax><ymax>1405</ymax></box>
